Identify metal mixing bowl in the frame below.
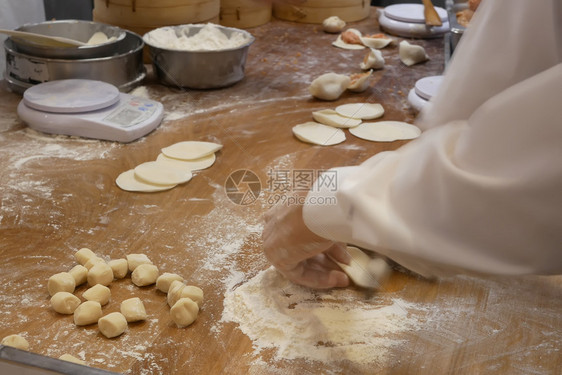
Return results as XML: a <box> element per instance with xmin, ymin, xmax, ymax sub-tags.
<box><xmin>4</xmin><ymin>31</ymin><xmax>145</xmax><ymax>94</ymax></box>
<box><xmin>143</xmin><ymin>24</ymin><xmax>255</xmax><ymax>89</ymax></box>
<box><xmin>13</xmin><ymin>20</ymin><xmax>126</xmax><ymax>59</ymax></box>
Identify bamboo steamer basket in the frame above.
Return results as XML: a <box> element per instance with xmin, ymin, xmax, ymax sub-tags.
<box><xmin>93</xmin><ymin>0</ymin><xmax>220</xmax><ymax>37</ymax></box>
<box><xmin>219</xmin><ymin>0</ymin><xmax>272</xmax><ymax>29</ymax></box>
<box><xmin>273</xmin><ymin>0</ymin><xmax>370</xmax><ymax>24</ymax></box>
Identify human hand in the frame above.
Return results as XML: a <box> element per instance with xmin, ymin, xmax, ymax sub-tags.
<box><xmin>262</xmin><ymin>199</ymin><xmax>350</xmax><ymax>289</ymax></box>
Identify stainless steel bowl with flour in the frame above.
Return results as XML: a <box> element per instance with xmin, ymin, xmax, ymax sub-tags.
<box><xmin>143</xmin><ymin>23</ymin><xmax>255</xmax><ymax>89</ymax></box>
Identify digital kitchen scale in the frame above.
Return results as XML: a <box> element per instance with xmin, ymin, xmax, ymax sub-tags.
<box><xmin>408</xmin><ymin>75</ymin><xmax>444</xmax><ymax>112</ymax></box>
<box><xmin>17</xmin><ymin>79</ymin><xmax>164</xmax><ymax>142</ymax></box>
<box><xmin>379</xmin><ymin>3</ymin><xmax>450</xmax><ymax>38</ymax></box>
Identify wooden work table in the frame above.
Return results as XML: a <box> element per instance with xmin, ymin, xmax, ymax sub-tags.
<box><xmin>0</xmin><ymin>9</ymin><xmax>561</xmax><ymax>375</ymax></box>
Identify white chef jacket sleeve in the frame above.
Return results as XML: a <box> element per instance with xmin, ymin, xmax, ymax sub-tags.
<box><xmin>302</xmin><ymin>0</ymin><xmax>562</xmax><ymax>277</ymax></box>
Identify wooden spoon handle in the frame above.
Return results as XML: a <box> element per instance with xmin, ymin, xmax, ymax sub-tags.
<box><xmin>421</xmin><ymin>0</ymin><xmax>443</xmax><ymax>26</ymax></box>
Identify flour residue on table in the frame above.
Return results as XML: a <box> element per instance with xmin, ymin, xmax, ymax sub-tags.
<box><xmin>221</xmin><ymin>267</ymin><xmax>423</xmax><ymax>367</ymax></box>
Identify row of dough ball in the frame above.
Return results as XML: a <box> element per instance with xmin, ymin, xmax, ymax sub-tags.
<box><xmin>49</xmin><ymin>248</ymin><xmax>204</xmax><ymax>339</ymax></box>
<box><xmin>116</xmin><ymin>140</ymin><xmax>222</xmax><ymax>193</ymax></box>
<box><xmin>1</xmin><ymin>334</ymin><xmax>86</xmax><ymax>365</ymax></box>
<box><xmin>292</xmin><ymin>103</ymin><xmax>421</xmax><ymax>146</ymax></box>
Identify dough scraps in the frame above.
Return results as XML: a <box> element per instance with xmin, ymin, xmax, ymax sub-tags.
<box><xmin>292</xmin><ymin>122</ymin><xmax>346</xmax><ymax>146</ymax></box>
<box><xmin>349</xmin><ymin>121</ymin><xmax>421</xmax><ymax>142</ymax></box>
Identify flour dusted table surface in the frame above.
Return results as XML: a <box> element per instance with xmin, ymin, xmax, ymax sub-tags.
<box><xmin>0</xmin><ymin>9</ymin><xmax>561</xmax><ymax>375</ymax></box>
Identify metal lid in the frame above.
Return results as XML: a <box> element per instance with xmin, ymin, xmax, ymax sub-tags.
<box><xmin>23</xmin><ymin>79</ymin><xmax>120</xmax><ymax>113</ymax></box>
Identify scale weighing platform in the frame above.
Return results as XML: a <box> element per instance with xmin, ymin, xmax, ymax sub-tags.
<box><xmin>379</xmin><ymin>3</ymin><xmax>449</xmax><ymax>38</ymax></box>
<box><xmin>17</xmin><ymin>79</ymin><xmax>164</xmax><ymax>142</ymax></box>
<box><xmin>408</xmin><ymin>75</ymin><xmax>444</xmax><ymax>112</ymax></box>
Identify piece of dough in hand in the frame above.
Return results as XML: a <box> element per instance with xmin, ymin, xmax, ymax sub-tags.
<box><xmin>170</xmin><ymin>297</ymin><xmax>199</xmax><ymax>328</ymax></box>
<box><xmin>51</xmin><ymin>292</ymin><xmax>81</xmax><ymax>314</ymax></box>
<box><xmin>331</xmin><ymin>246</ymin><xmax>391</xmax><ymax>289</ymax></box>
<box><xmin>98</xmin><ymin>312</ymin><xmax>128</xmax><ymax>338</ymax></box>
<box><xmin>1</xmin><ymin>334</ymin><xmax>29</xmax><ymax>350</ymax></box>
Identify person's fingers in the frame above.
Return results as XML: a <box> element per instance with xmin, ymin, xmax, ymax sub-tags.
<box><xmin>325</xmin><ymin>242</ymin><xmax>351</xmax><ymax>264</ymax></box>
<box><xmin>279</xmin><ymin>262</ymin><xmax>350</xmax><ymax>289</ymax></box>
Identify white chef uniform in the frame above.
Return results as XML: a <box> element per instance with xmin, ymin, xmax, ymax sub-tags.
<box><xmin>303</xmin><ymin>0</ymin><xmax>562</xmax><ymax>277</ymax></box>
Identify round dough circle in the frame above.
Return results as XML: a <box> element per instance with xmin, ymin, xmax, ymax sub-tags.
<box><xmin>312</xmin><ymin>109</ymin><xmax>362</xmax><ymax>128</ymax></box>
<box><xmin>161</xmin><ymin>141</ymin><xmax>222</xmax><ymax>161</ymax></box>
<box><xmin>292</xmin><ymin>122</ymin><xmax>346</xmax><ymax>146</ymax></box>
<box><xmin>134</xmin><ymin>161</ymin><xmax>193</xmax><ymax>186</ymax></box>
<box><xmin>116</xmin><ymin>169</ymin><xmax>176</xmax><ymax>193</ymax></box>
<box><xmin>349</xmin><ymin>121</ymin><xmax>421</xmax><ymax>142</ymax></box>
<box><xmin>335</xmin><ymin>103</ymin><xmax>385</xmax><ymax>120</ymax></box>
<box><xmin>156</xmin><ymin>153</ymin><xmax>216</xmax><ymax>171</ymax></box>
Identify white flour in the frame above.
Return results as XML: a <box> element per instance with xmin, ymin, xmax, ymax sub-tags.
<box><xmin>144</xmin><ymin>23</ymin><xmax>250</xmax><ymax>51</ymax></box>
<box><xmin>221</xmin><ymin>267</ymin><xmax>422</xmax><ymax>368</ymax></box>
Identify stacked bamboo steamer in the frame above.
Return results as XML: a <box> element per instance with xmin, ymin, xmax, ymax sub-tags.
<box><xmin>220</xmin><ymin>0</ymin><xmax>272</xmax><ymax>29</ymax></box>
<box><xmin>92</xmin><ymin>0</ymin><xmax>220</xmax><ymax>37</ymax></box>
<box><xmin>273</xmin><ymin>0</ymin><xmax>370</xmax><ymax>24</ymax></box>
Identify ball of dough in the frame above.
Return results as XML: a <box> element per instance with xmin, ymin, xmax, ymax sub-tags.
<box><xmin>87</xmin><ymin>263</ymin><xmax>114</xmax><ymax>287</ymax></box>
<box><xmin>59</xmin><ymin>354</ymin><xmax>86</xmax><ymax>365</ymax></box>
<box><xmin>47</xmin><ymin>272</ymin><xmax>76</xmax><ymax>296</ymax></box>
<box><xmin>68</xmin><ymin>265</ymin><xmax>88</xmax><ymax>286</ymax></box>
<box><xmin>131</xmin><ymin>264</ymin><xmax>159</xmax><ymax>287</ymax></box>
<box><xmin>84</xmin><ymin>256</ymin><xmax>106</xmax><ymax>270</ymax></box>
<box><xmin>156</xmin><ymin>273</ymin><xmax>184</xmax><ymax>293</ymax></box>
<box><xmin>82</xmin><ymin>284</ymin><xmax>111</xmax><ymax>306</ymax></box>
<box><xmin>322</xmin><ymin>16</ymin><xmax>346</xmax><ymax>33</ymax></box>
<box><xmin>108</xmin><ymin>259</ymin><xmax>128</xmax><ymax>279</ymax></box>
<box><xmin>74</xmin><ymin>248</ymin><xmax>96</xmax><ymax>266</ymax></box>
<box><xmin>126</xmin><ymin>254</ymin><xmax>152</xmax><ymax>272</ymax></box>
<box><xmin>98</xmin><ymin>312</ymin><xmax>128</xmax><ymax>338</ymax></box>
<box><xmin>170</xmin><ymin>298</ymin><xmax>199</xmax><ymax>328</ymax></box>
<box><xmin>1</xmin><ymin>334</ymin><xmax>29</xmax><ymax>350</ymax></box>
<box><xmin>167</xmin><ymin>280</ymin><xmax>186</xmax><ymax>307</ymax></box>
<box><xmin>74</xmin><ymin>301</ymin><xmax>102</xmax><ymax>326</ymax></box>
<box><xmin>120</xmin><ymin>297</ymin><xmax>147</xmax><ymax>322</ymax></box>
<box><xmin>167</xmin><ymin>282</ymin><xmax>204</xmax><ymax>308</ymax></box>
<box><xmin>50</xmin><ymin>292</ymin><xmax>81</xmax><ymax>314</ymax></box>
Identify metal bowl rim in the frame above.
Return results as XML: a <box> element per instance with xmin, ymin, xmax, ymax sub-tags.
<box><xmin>4</xmin><ymin>30</ymin><xmax>144</xmax><ymax>63</ymax></box>
<box><xmin>15</xmin><ymin>19</ymin><xmax>127</xmax><ymax>50</ymax></box>
<box><xmin>143</xmin><ymin>24</ymin><xmax>255</xmax><ymax>54</ymax></box>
